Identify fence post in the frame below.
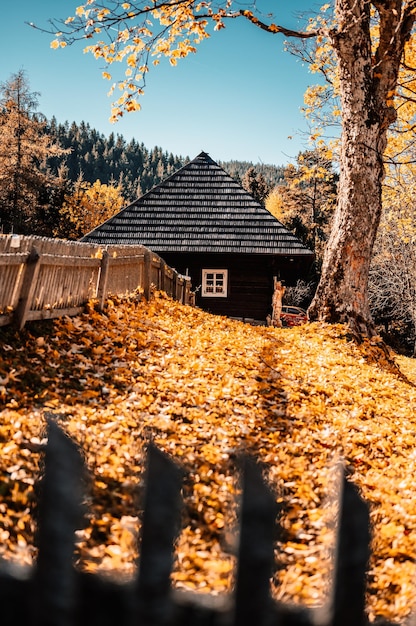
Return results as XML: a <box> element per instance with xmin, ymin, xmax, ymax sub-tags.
<box><xmin>158</xmin><ymin>259</ymin><xmax>165</xmax><ymax>293</ymax></box>
<box><xmin>32</xmin><ymin>417</ymin><xmax>86</xmax><ymax>626</ymax></box>
<box><xmin>331</xmin><ymin>471</ymin><xmax>371</xmax><ymax>626</ymax></box>
<box><xmin>14</xmin><ymin>246</ymin><xmax>41</xmax><ymax>330</ymax></box>
<box><xmin>135</xmin><ymin>444</ymin><xmax>183</xmax><ymax>626</ymax></box>
<box><xmin>183</xmin><ymin>278</ymin><xmax>191</xmax><ymax>305</ymax></box>
<box><xmin>233</xmin><ymin>458</ymin><xmax>278</xmax><ymax>626</ymax></box>
<box><xmin>97</xmin><ymin>250</ymin><xmax>110</xmax><ymax>312</ymax></box>
<box><xmin>143</xmin><ymin>249</ymin><xmax>152</xmax><ymax>301</ymax></box>
<box><xmin>176</xmin><ymin>276</ymin><xmax>183</xmax><ymax>304</ymax></box>
<box><xmin>172</xmin><ymin>272</ymin><xmax>178</xmax><ymax>302</ymax></box>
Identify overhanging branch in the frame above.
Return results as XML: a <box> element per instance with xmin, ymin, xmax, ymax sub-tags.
<box><xmin>233</xmin><ymin>9</ymin><xmax>319</xmax><ymax>39</ymax></box>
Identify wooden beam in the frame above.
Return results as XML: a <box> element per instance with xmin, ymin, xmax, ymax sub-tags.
<box><xmin>97</xmin><ymin>250</ymin><xmax>110</xmax><ymax>312</ymax></box>
<box><xmin>143</xmin><ymin>249</ymin><xmax>152</xmax><ymax>301</ymax></box>
<box><xmin>14</xmin><ymin>247</ymin><xmax>41</xmax><ymax>330</ymax></box>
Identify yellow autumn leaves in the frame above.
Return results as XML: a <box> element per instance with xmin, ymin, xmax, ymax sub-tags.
<box><xmin>50</xmin><ymin>1</ymin><xmax>213</xmax><ymax>121</ymax></box>
<box><xmin>1</xmin><ymin>293</ymin><xmax>416</xmax><ymax>622</ymax></box>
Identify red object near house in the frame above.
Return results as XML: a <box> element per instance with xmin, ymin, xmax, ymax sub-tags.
<box><xmin>280</xmin><ymin>306</ymin><xmax>308</xmax><ymax>327</ymax></box>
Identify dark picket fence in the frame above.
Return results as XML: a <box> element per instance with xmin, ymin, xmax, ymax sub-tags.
<box><xmin>0</xmin><ymin>419</ymin><xmax>399</xmax><ymax>626</ymax></box>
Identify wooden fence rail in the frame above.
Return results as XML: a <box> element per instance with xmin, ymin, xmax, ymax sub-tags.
<box><xmin>0</xmin><ymin>420</ymin><xmax>400</xmax><ymax>626</ymax></box>
<box><xmin>0</xmin><ymin>234</ymin><xmax>192</xmax><ymax>329</ymax></box>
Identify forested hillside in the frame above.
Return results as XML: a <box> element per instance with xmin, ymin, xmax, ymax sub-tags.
<box><xmin>0</xmin><ymin>70</ymin><xmax>288</xmax><ymax>238</ymax></box>
<box><xmin>46</xmin><ymin>118</ymin><xmax>189</xmax><ymax>201</ymax></box>
<box><xmin>46</xmin><ymin>118</ymin><xmax>285</xmax><ymax>201</ymax></box>
<box><xmin>219</xmin><ymin>159</ymin><xmax>285</xmax><ymax>188</ymax></box>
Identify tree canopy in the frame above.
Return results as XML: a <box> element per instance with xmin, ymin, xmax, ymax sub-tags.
<box><xmin>266</xmin><ymin>147</ymin><xmax>338</xmax><ymax>267</ymax></box>
<box><xmin>57</xmin><ymin>177</ymin><xmax>126</xmax><ymax>238</ymax></box>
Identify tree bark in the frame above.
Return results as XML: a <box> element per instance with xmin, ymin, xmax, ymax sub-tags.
<box><xmin>308</xmin><ymin>0</ymin><xmax>414</xmax><ymax>334</ymax></box>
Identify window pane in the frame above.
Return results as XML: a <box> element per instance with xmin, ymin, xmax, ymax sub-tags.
<box><xmin>202</xmin><ymin>269</ymin><xmax>228</xmax><ymax>297</ymax></box>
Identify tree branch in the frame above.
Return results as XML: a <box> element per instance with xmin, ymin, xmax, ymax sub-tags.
<box><xmin>233</xmin><ymin>9</ymin><xmax>319</xmax><ymax>39</ymax></box>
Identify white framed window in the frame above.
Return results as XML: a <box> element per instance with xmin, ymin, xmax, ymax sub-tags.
<box><xmin>201</xmin><ymin>269</ymin><xmax>228</xmax><ymax>298</ymax></box>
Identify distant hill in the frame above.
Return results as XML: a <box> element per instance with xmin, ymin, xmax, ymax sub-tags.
<box><xmin>219</xmin><ymin>160</ymin><xmax>285</xmax><ymax>188</ymax></box>
<box><xmin>46</xmin><ymin>118</ymin><xmax>285</xmax><ymax>201</ymax></box>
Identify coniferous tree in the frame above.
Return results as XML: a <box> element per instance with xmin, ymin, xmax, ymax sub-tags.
<box><xmin>241</xmin><ymin>166</ymin><xmax>271</xmax><ymax>204</ymax></box>
<box><xmin>222</xmin><ymin>160</ymin><xmax>284</xmax><ymax>188</ymax></box>
<box><xmin>0</xmin><ymin>70</ymin><xmax>66</xmax><ymax>233</ymax></box>
<box><xmin>45</xmin><ymin>120</ymin><xmax>188</xmax><ymax>201</ymax></box>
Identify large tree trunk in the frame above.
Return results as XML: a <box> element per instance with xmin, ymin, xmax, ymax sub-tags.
<box><xmin>308</xmin><ymin>116</ymin><xmax>386</xmax><ymax>333</ymax></box>
<box><xmin>308</xmin><ymin>0</ymin><xmax>408</xmax><ymax>334</ymax></box>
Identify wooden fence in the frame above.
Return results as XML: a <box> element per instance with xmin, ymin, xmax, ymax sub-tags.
<box><xmin>0</xmin><ymin>234</ymin><xmax>192</xmax><ymax>329</ymax></box>
<box><xmin>0</xmin><ymin>419</ymin><xmax>399</xmax><ymax>626</ymax></box>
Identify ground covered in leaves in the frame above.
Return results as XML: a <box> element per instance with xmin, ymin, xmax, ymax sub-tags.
<box><xmin>1</xmin><ymin>293</ymin><xmax>416</xmax><ymax>623</ymax></box>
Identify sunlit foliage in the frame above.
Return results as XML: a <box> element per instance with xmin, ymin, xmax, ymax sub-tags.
<box><xmin>57</xmin><ymin>177</ymin><xmax>126</xmax><ymax>238</ymax></box>
<box><xmin>293</xmin><ymin>4</ymin><xmax>416</xmax><ymax>169</ymax></box>
<box><xmin>266</xmin><ymin>147</ymin><xmax>337</xmax><ymax>268</ymax></box>
<box><xmin>0</xmin><ymin>71</ymin><xmax>67</xmax><ymax>234</ymax></box>
<box><xmin>0</xmin><ymin>294</ymin><xmax>416</xmax><ymax>621</ymax></box>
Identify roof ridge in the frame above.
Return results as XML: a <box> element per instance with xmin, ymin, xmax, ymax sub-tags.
<box><xmin>81</xmin><ymin>152</ymin><xmax>314</xmax><ymax>257</ymax></box>
<box><xmin>126</xmin><ymin>151</ymin><xmax>224</xmax><ymax>202</ymax></box>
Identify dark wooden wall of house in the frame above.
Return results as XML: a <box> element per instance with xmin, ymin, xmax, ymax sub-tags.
<box><xmin>160</xmin><ymin>252</ymin><xmax>312</xmax><ymax>322</ymax></box>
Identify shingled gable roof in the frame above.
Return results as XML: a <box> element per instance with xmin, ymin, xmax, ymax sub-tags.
<box><xmin>82</xmin><ymin>151</ymin><xmax>314</xmax><ymax>256</ymax></box>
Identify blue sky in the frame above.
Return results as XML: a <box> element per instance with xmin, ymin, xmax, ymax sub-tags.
<box><xmin>1</xmin><ymin>1</ymin><xmax>320</xmax><ymax>165</ymax></box>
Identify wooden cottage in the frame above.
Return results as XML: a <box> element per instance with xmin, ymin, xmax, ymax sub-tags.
<box><xmin>83</xmin><ymin>152</ymin><xmax>314</xmax><ymax>321</ymax></box>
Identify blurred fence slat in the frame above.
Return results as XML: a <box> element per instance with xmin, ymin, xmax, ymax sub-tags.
<box><xmin>232</xmin><ymin>458</ymin><xmax>277</xmax><ymax>626</ymax></box>
<box><xmin>135</xmin><ymin>445</ymin><xmax>183</xmax><ymax>626</ymax></box>
<box><xmin>331</xmin><ymin>472</ymin><xmax>371</xmax><ymax>626</ymax></box>
<box><xmin>33</xmin><ymin>419</ymin><xmax>86</xmax><ymax>626</ymax></box>
<box><xmin>0</xmin><ymin>420</ymin><xmax>403</xmax><ymax>626</ymax></box>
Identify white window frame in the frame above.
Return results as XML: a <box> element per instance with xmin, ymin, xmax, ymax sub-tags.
<box><xmin>201</xmin><ymin>269</ymin><xmax>228</xmax><ymax>298</ymax></box>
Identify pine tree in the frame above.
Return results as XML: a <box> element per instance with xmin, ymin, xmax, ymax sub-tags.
<box><xmin>0</xmin><ymin>70</ymin><xmax>66</xmax><ymax>233</ymax></box>
<box><xmin>241</xmin><ymin>167</ymin><xmax>271</xmax><ymax>204</ymax></box>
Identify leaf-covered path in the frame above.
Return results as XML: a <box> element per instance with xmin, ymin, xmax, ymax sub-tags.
<box><xmin>1</xmin><ymin>293</ymin><xmax>416</xmax><ymax>622</ymax></box>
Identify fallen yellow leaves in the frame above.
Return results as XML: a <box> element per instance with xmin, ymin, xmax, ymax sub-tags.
<box><xmin>1</xmin><ymin>292</ymin><xmax>416</xmax><ymax>622</ymax></box>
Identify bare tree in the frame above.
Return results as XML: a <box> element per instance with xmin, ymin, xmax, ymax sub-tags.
<box><xmin>369</xmin><ymin>211</ymin><xmax>416</xmax><ymax>355</ymax></box>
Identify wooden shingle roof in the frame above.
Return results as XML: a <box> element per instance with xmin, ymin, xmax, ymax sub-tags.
<box><xmin>82</xmin><ymin>152</ymin><xmax>313</xmax><ymax>256</ymax></box>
